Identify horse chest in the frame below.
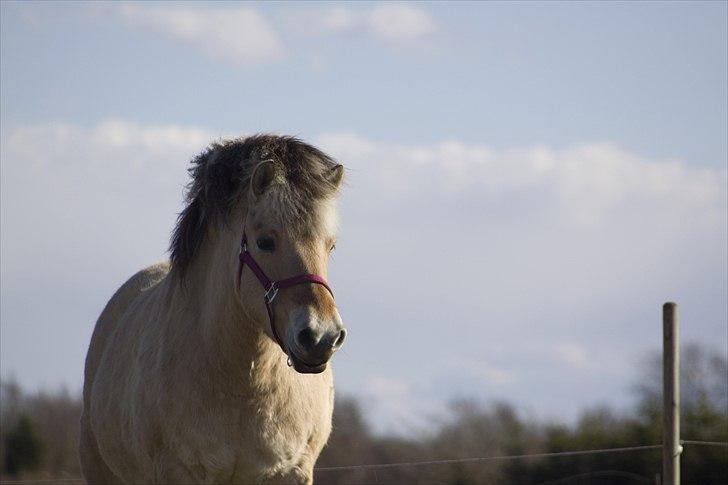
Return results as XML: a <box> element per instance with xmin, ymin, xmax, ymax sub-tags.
<box><xmin>164</xmin><ymin>380</ymin><xmax>333</xmax><ymax>483</ymax></box>
<box><xmin>236</xmin><ymin>384</ymin><xmax>332</xmax><ymax>475</ymax></box>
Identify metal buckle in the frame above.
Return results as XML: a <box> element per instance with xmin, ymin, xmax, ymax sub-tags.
<box><xmin>264</xmin><ymin>283</ymin><xmax>279</xmax><ymax>303</ymax></box>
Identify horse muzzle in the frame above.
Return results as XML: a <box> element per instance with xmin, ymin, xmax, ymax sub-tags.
<box><xmin>289</xmin><ymin>320</ymin><xmax>347</xmax><ymax>374</ymax></box>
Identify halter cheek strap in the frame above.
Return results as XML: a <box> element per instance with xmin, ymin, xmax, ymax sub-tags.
<box><xmin>237</xmin><ymin>229</ymin><xmax>334</xmax><ymax>354</ymax></box>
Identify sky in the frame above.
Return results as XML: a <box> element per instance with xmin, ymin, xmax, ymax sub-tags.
<box><xmin>1</xmin><ymin>1</ymin><xmax>726</xmax><ymax>435</ymax></box>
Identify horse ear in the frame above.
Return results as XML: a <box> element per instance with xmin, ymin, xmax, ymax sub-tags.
<box><xmin>324</xmin><ymin>164</ymin><xmax>344</xmax><ymax>190</ymax></box>
<box><xmin>250</xmin><ymin>160</ymin><xmax>276</xmax><ymax>199</ymax></box>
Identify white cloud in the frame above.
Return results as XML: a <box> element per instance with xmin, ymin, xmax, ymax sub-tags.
<box><xmin>0</xmin><ymin>119</ymin><xmax>228</xmax><ymax>318</ymax></box>
<box><xmin>1</xmin><ymin>120</ymin><xmax>228</xmax><ymax>390</ymax></box>
<box><xmin>2</xmin><ymin>119</ymin><xmax>218</xmax><ymax>192</ymax></box>
<box><xmin>552</xmin><ymin>342</ymin><xmax>592</xmax><ymax>371</ymax></box>
<box><xmin>118</xmin><ymin>5</ymin><xmax>283</xmax><ymax>66</ymax></box>
<box><xmin>319</xmin><ymin>6</ymin><xmax>357</xmax><ymax>33</ymax></box>
<box><xmin>317</xmin><ymin>133</ymin><xmax>726</xmax><ymax>228</ymax></box>
<box><xmin>316</xmin><ymin>131</ymin><xmax>725</xmax><ymax>423</ymax></box>
<box><xmin>367</xmin><ymin>4</ymin><xmax>437</xmax><ymax>40</ymax></box>
<box><xmin>362</xmin><ymin>376</ymin><xmax>446</xmax><ymax>435</ymax></box>
<box><xmin>450</xmin><ymin>360</ymin><xmax>513</xmax><ymax>385</ymax></box>
<box><xmin>99</xmin><ymin>4</ymin><xmax>434</xmax><ymax>68</ymax></box>
<box><xmin>362</xmin><ymin>376</ymin><xmax>414</xmax><ymax>433</ymax></box>
<box><xmin>298</xmin><ymin>4</ymin><xmax>436</xmax><ymax>42</ymax></box>
<box><xmin>364</xmin><ymin>376</ymin><xmax>410</xmax><ymax>397</ymax></box>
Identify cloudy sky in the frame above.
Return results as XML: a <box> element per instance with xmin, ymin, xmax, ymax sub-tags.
<box><xmin>1</xmin><ymin>1</ymin><xmax>726</xmax><ymax>434</ymax></box>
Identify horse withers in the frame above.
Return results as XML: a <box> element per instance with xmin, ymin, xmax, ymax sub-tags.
<box><xmin>80</xmin><ymin>135</ymin><xmax>347</xmax><ymax>484</ymax></box>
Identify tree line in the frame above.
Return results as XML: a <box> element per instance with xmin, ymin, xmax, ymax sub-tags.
<box><xmin>1</xmin><ymin>343</ymin><xmax>726</xmax><ymax>484</ymax></box>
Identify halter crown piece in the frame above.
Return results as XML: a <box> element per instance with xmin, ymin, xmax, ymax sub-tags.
<box><xmin>237</xmin><ymin>224</ymin><xmax>334</xmax><ymax>361</ymax></box>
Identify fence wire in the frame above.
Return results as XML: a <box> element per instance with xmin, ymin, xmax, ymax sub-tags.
<box><xmin>680</xmin><ymin>439</ymin><xmax>728</xmax><ymax>448</ymax></box>
<box><xmin>0</xmin><ymin>480</ymin><xmax>84</xmax><ymax>484</ymax></box>
<box><xmin>314</xmin><ymin>444</ymin><xmax>663</xmax><ymax>472</ymax></box>
<box><xmin>0</xmin><ymin>440</ymin><xmax>724</xmax><ymax>484</ymax></box>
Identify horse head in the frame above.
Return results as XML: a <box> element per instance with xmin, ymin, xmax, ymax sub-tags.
<box><xmin>239</xmin><ymin>156</ymin><xmax>346</xmax><ymax>373</ymax></box>
<box><xmin>170</xmin><ymin>135</ymin><xmax>347</xmax><ymax>374</ymax></box>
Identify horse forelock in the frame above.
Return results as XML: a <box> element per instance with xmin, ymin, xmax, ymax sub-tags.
<box><xmin>169</xmin><ymin>134</ymin><xmax>341</xmax><ymax>277</ymax></box>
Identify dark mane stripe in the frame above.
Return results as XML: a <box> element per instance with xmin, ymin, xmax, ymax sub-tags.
<box><xmin>169</xmin><ymin>134</ymin><xmax>339</xmax><ymax>277</ymax></box>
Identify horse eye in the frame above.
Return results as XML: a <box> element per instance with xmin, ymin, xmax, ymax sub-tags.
<box><xmin>256</xmin><ymin>236</ymin><xmax>276</xmax><ymax>252</ymax></box>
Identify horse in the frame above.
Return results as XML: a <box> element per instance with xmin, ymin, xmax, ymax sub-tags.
<box><xmin>79</xmin><ymin>135</ymin><xmax>347</xmax><ymax>484</ymax></box>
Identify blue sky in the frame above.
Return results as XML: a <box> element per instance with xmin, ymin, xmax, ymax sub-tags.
<box><xmin>1</xmin><ymin>1</ymin><xmax>726</xmax><ymax>434</ymax></box>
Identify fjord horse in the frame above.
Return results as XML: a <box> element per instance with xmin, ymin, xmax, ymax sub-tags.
<box><xmin>80</xmin><ymin>135</ymin><xmax>346</xmax><ymax>484</ymax></box>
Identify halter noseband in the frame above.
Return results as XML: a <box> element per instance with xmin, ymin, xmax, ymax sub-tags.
<box><xmin>237</xmin><ymin>226</ymin><xmax>334</xmax><ymax>356</ymax></box>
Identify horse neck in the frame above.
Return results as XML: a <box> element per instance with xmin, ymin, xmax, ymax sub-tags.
<box><xmin>168</xmin><ymin>212</ymin><xmax>282</xmax><ymax>391</ymax></box>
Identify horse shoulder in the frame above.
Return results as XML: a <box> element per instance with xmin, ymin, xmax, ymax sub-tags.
<box><xmin>84</xmin><ymin>262</ymin><xmax>170</xmax><ymax>398</ymax></box>
<box><xmin>82</xmin><ymin>261</ymin><xmax>170</xmax><ymax>482</ymax></box>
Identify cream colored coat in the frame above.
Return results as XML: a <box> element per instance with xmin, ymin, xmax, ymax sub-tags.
<box><xmin>80</xmin><ymin>204</ymin><xmax>336</xmax><ymax>485</ymax></box>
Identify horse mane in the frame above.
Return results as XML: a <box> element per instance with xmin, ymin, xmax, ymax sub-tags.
<box><xmin>169</xmin><ymin>134</ymin><xmax>340</xmax><ymax>277</ymax></box>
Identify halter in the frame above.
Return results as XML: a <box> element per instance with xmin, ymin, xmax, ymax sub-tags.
<box><xmin>237</xmin><ymin>226</ymin><xmax>334</xmax><ymax>357</ymax></box>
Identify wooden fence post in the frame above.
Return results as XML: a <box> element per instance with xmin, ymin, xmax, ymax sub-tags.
<box><xmin>662</xmin><ymin>302</ymin><xmax>681</xmax><ymax>485</ymax></box>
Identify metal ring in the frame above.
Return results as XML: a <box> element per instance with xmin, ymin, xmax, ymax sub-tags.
<box><xmin>264</xmin><ymin>284</ymin><xmax>279</xmax><ymax>303</ymax></box>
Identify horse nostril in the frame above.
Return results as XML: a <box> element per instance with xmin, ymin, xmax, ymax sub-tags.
<box><xmin>296</xmin><ymin>327</ymin><xmax>316</xmax><ymax>349</ymax></box>
<box><xmin>332</xmin><ymin>328</ymin><xmax>347</xmax><ymax>350</ymax></box>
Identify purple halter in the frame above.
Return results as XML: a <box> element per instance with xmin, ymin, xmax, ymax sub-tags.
<box><xmin>237</xmin><ymin>227</ymin><xmax>334</xmax><ymax>354</ymax></box>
